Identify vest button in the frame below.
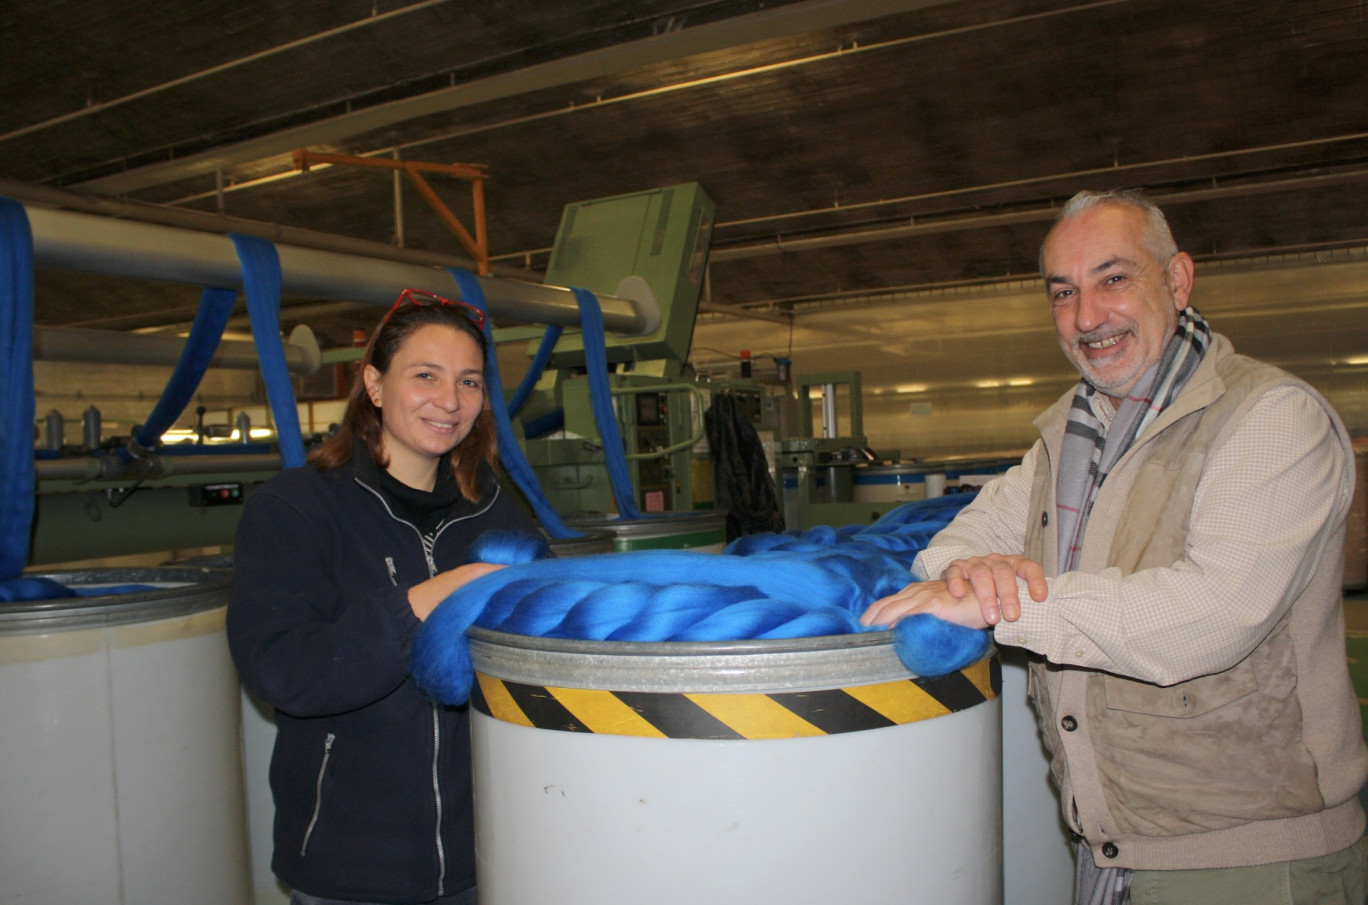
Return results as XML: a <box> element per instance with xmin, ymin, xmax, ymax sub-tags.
<box><xmin>1101</xmin><ymin>842</ymin><xmax>1119</xmax><ymax>859</ymax></box>
<box><xmin>1041</xmin><ymin>511</ymin><xmax>1049</xmax><ymax>527</ymax></box>
<box><xmin>1061</xmin><ymin>715</ymin><xmax>1078</xmax><ymax>732</ymax></box>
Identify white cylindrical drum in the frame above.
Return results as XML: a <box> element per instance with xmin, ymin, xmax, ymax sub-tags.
<box><xmin>0</xmin><ymin>568</ymin><xmax>251</xmax><ymax>904</ymax></box>
<box><xmin>943</xmin><ymin>459</ymin><xmax>1016</xmax><ymax>494</ymax></box>
<box><xmin>241</xmin><ymin>688</ymin><xmax>290</xmax><ymax>905</ymax></box>
<box><xmin>1000</xmin><ymin>650</ymin><xmax>1076</xmax><ymax>904</ymax></box>
<box><xmin>468</xmin><ymin>630</ymin><xmax>1003</xmax><ymax>905</ymax></box>
<box><xmin>165</xmin><ymin>553</ymin><xmax>290</xmax><ymax>905</ymax></box>
<box><xmin>566</xmin><ymin>510</ymin><xmax>728</xmax><ymax>553</ymax></box>
<box><xmin>852</xmin><ymin>464</ymin><xmax>930</xmax><ymax>503</ymax></box>
<box><xmin>924</xmin><ymin>473</ymin><xmax>948</xmax><ymax>498</ymax></box>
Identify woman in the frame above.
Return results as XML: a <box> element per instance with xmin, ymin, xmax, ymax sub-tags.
<box><xmin>228</xmin><ymin>289</ymin><xmax>538</xmax><ymax>905</ymax></box>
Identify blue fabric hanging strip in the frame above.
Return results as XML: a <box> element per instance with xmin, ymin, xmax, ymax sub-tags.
<box><xmin>128</xmin><ymin>288</ymin><xmax>238</xmax><ymax>454</ymax></box>
<box><xmin>412</xmin><ymin>493</ymin><xmax>990</xmax><ymax>706</ymax></box>
<box><xmin>230</xmin><ymin>234</ymin><xmax>306</xmax><ymax>469</ymax></box>
<box><xmin>446</xmin><ymin>268</ymin><xmax>580</xmax><ymax>539</ymax></box>
<box><xmin>0</xmin><ymin>197</ymin><xmax>36</xmax><ymax>582</ymax></box>
<box><xmin>571</xmin><ymin>287</ymin><xmax>644</xmax><ymax>520</ymax></box>
<box><xmin>506</xmin><ymin>323</ymin><xmax>562</xmax><ymax>417</ymax></box>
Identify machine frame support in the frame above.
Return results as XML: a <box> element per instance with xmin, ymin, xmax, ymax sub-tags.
<box><xmin>293</xmin><ymin>149</ymin><xmax>490</xmax><ymax>274</ymax></box>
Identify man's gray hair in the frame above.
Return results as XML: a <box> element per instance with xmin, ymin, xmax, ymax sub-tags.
<box><xmin>1040</xmin><ymin>189</ymin><xmax>1179</xmax><ymax>272</ymax></box>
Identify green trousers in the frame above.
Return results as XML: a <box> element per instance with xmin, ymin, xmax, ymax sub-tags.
<box><xmin>1127</xmin><ymin>840</ymin><xmax>1366</xmax><ymax>905</ymax></box>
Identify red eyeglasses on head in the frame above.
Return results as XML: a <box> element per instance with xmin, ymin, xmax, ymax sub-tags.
<box><xmin>381</xmin><ymin>287</ymin><xmax>486</xmax><ymax>331</ymax></box>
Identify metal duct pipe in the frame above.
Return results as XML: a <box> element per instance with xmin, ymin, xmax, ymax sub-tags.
<box><xmin>24</xmin><ymin>204</ymin><xmax>660</xmax><ymax>335</ymax></box>
<box><xmin>34</xmin><ymin>452</ymin><xmax>283</xmax><ymax>482</ymax></box>
<box><xmin>0</xmin><ymin>177</ymin><xmax>531</xmax><ymax>278</ymax></box>
<box><xmin>33</xmin><ymin>323</ymin><xmax>322</xmax><ymax>374</ymax></box>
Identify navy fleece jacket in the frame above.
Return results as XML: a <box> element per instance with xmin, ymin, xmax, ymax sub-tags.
<box><xmin>227</xmin><ymin>446</ymin><xmax>537</xmax><ymax>903</ymax></box>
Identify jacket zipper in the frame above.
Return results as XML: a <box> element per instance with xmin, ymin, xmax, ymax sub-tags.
<box><xmin>420</xmin><ymin>533</ymin><xmax>438</xmax><ymax>576</ymax></box>
<box><xmin>431</xmin><ymin>705</ymin><xmax>446</xmax><ymax>896</ymax></box>
<box><xmin>301</xmin><ymin>732</ymin><xmax>335</xmax><ymax>856</ymax></box>
<box><xmin>422</xmin><ymin>539</ymin><xmax>445</xmax><ymax>896</ymax></box>
<box><xmin>354</xmin><ymin>475</ymin><xmax>493</xmax><ymax>896</ymax></box>
<box><xmin>354</xmin><ymin>478</ymin><xmax>499</xmax><ymax>540</ymax></box>
<box><xmin>354</xmin><ymin>477</ymin><xmax>500</xmax><ymax>578</ymax></box>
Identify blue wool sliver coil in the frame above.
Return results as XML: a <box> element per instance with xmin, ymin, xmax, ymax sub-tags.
<box><xmin>892</xmin><ymin>613</ymin><xmax>992</xmax><ymax>678</ymax></box>
<box><xmin>412</xmin><ymin>495</ymin><xmax>991</xmax><ymax>706</ymax></box>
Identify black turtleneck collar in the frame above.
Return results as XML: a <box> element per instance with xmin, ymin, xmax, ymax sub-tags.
<box><xmin>350</xmin><ymin>437</ymin><xmax>493</xmax><ymax>534</ymax></box>
<box><xmin>376</xmin><ymin>462</ymin><xmax>463</xmax><ymax>535</ymax></box>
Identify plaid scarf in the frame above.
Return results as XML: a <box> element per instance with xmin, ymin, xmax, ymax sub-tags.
<box><xmin>1055</xmin><ymin>306</ymin><xmax>1212</xmax><ymax>575</ymax></box>
<box><xmin>1057</xmin><ymin>306</ymin><xmax>1211</xmax><ymax>905</ymax></box>
<box><xmin>1075</xmin><ymin>842</ymin><xmax>1134</xmax><ymax>905</ymax></box>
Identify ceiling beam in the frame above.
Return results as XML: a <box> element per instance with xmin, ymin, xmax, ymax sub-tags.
<box><xmin>0</xmin><ymin>0</ymin><xmax>455</xmax><ymax>147</ymax></box>
<box><xmin>708</xmin><ymin>168</ymin><xmax>1368</xmax><ymax>263</ymax></box>
<box><xmin>697</xmin><ymin>301</ymin><xmax>791</xmax><ymax>325</ymax></box>
<box><xmin>74</xmin><ymin>0</ymin><xmax>964</xmax><ymax>196</ymax></box>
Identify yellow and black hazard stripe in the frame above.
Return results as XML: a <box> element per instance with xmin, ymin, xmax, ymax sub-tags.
<box><xmin>470</xmin><ymin>654</ymin><xmax>999</xmax><ymax>740</ymax></box>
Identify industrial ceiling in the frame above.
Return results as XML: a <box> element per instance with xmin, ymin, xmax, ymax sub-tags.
<box><xmin>3</xmin><ymin>0</ymin><xmax>1367</xmax><ymax>432</ymax></box>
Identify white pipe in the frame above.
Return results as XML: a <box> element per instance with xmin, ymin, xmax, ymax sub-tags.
<box><xmin>34</xmin><ymin>453</ymin><xmax>283</xmax><ymax>482</ymax></box>
<box><xmin>821</xmin><ymin>383</ymin><xmax>838</xmax><ymax>438</ymax></box>
<box><xmin>33</xmin><ymin>323</ymin><xmax>322</xmax><ymax>374</ymax></box>
<box><xmin>25</xmin><ymin>205</ymin><xmax>660</xmax><ymax>335</ymax></box>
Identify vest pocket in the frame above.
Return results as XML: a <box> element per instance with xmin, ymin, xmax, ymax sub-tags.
<box><xmin>1102</xmin><ymin>659</ymin><xmax>1257</xmax><ymax>718</ymax></box>
<box><xmin>1092</xmin><ymin>647</ymin><xmax>1323</xmax><ymax>833</ymax></box>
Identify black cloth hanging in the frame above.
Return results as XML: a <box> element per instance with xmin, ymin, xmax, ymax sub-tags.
<box><xmin>705</xmin><ymin>393</ymin><xmax>785</xmax><ymax>541</ymax></box>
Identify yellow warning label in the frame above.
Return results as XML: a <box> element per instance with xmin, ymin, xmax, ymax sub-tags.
<box><xmin>472</xmin><ymin>654</ymin><xmax>1000</xmax><ymax>739</ymax></box>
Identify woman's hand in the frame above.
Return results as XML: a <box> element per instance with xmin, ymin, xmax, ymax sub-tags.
<box><xmin>407</xmin><ymin>562</ymin><xmax>506</xmax><ymax>621</ymax></box>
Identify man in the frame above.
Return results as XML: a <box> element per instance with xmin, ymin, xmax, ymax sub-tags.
<box><xmin>863</xmin><ymin>189</ymin><xmax>1368</xmax><ymax>904</ymax></box>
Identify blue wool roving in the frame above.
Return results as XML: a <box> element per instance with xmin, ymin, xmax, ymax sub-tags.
<box><xmin>0</xmin><ymin>576</ymin><xmax>77</xmax><ymax>602</ymax></box>
<box><xmin>464</xmin><ymin>530</ymin><xmax>552</xmax><ymax>565</ymax></box>
<box><xmin>892</xmin><ymin>613</ymin><xmax>992</xmax><ymax>678</ymax></box>
<box><xmin>0</xmin><ymin>578</ymin><xmax>158</xmax><ymax>602</ymax></box>
<box><xmin>412</xmin><ymin>494</ymin><xmax>991</xmax><ymax>706</ymax></box>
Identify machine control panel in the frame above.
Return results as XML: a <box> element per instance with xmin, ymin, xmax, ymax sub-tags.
<box><xmin>188</xmin><ymin>482</ymin><xmax>245</xmax><ymax>507</ymax></box>
<box><xmin>634</xmin><ymin>392</ymin><xmax>672</xmax><ymax>509</ymax></box>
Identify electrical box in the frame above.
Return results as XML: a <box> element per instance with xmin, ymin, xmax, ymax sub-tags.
<box><xmin>536</xmin><ymin>182</ymin><xmax>714</xmax><ymax>368</ymax></box>
<box><xmin>189</xmin><ymin>482</ymin><xmax>245</xmax><ymax>506</ymax></box>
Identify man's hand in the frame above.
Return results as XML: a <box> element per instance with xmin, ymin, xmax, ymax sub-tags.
<box><xmin>859</xmin><ymin>580</ymin><xmax>991</xmax><ymax>631</ymax></box>
<box><xmin>943</xmin><ymin>554</ymin><xmax>1047</xmax><ymax>625</ymax></box>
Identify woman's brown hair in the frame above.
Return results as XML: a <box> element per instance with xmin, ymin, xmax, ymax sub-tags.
<box><xmin>309</xmin><ymin>297</ymin><xmax>497</xmax><ymax>501</ymax></box>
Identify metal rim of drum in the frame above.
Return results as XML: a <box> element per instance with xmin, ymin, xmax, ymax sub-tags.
<box><xmin>854</xmin><ymin>465</ymin><xmax>930</xmax><ymax>480</ymax></box>
<box><xmin>0</xmin><ymin>567</ymin><xmax>232</xmax><ymax>634</ymax></box>
<box><xmin>160</xmin><ymin>553</ymin><xmax>236</xmax><ymax>571</ymax></box>
<box><xmin>546</xmin><ymin>530</ymin><xmax>616</xmax><ymax>557</ymax></box>
<box><xmin>565</xmin><ymin>510</ymin><xmax>727</xmax><ymax>541</ymax></box>
<box><xmin>466</xmin><ymin>626</ymin><xmax>956</xmax><ymax>694</ymax></box>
